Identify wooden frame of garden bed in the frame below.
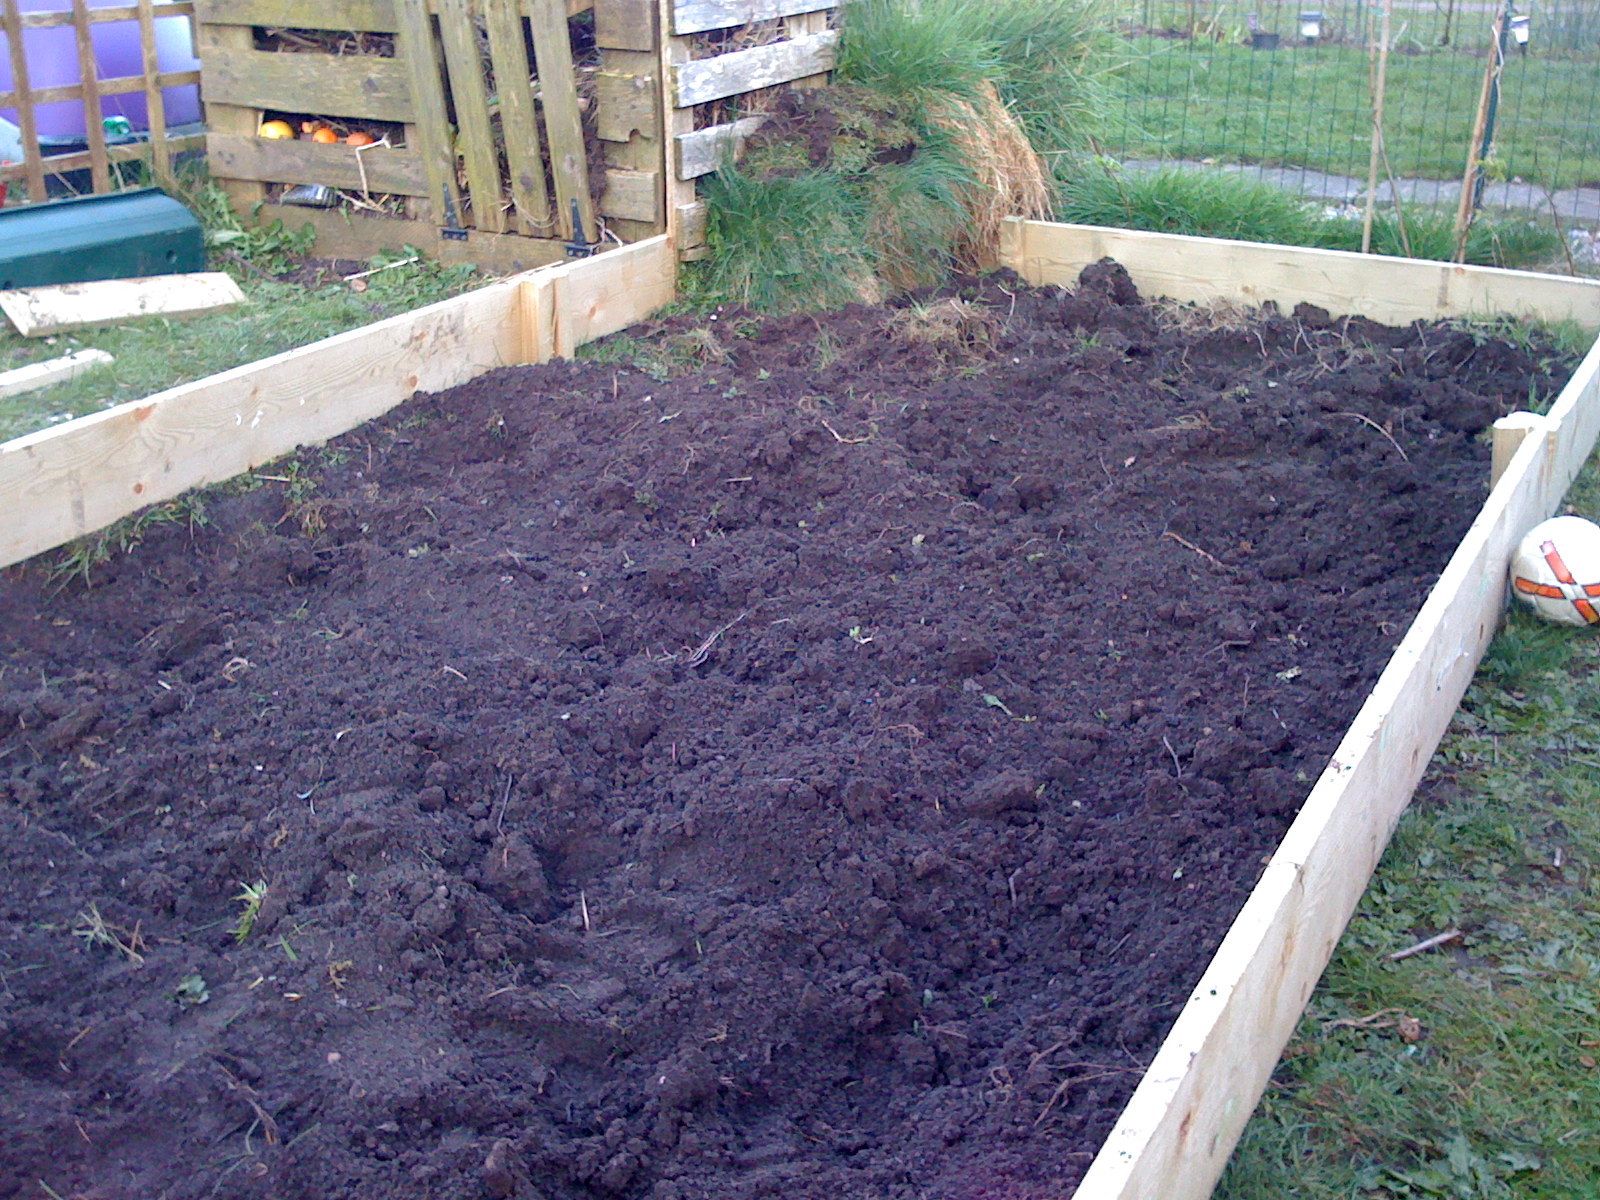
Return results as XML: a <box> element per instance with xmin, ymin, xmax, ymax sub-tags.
<box><xmin>6</xmin><ymin>222</ymin><xmax>1600</xmax><ymax>1198</ymax></box>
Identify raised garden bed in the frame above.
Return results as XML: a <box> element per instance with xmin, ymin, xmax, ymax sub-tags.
<box><xmin>2</xmin><ymin>226</ymin><xmax>1600</xmax><ymax>1199</ymax></box>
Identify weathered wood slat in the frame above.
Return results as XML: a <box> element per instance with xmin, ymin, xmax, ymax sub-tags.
<box><xmin>21</xmin><ymin>2</ymin><xmax>193</xmax><ymax>26</ymax></box>
<box><xmin>599</xmin><ymin>168</ymin><xmax>660</xmax><ymax>223</ymax></box>
<box><xmin>436</xmin><ymin>0</ymin><xmax>506</xmax><ymax>233</ymax></box>
<box><xmin>2</xmin><ymin>0</ymin><xmax>47</xmax><ymax>202</ymax></box>
<box><xmin>194</xmin><ymin>0</ymin><xmax>398</xmax><ymax>31</ymax></box>
<box><xmin>676</xmin><ymin>115</ymin><xmax>765</xmax><ymax>179</ymax></box>
<box><xmin>0</xmin><ymin>133</ymin><xmax>205</xmax><ymax>182</ymax></box>
<box><xmin>254</xmin><ymin>204</ymin><xmax>573</xmax><ymax>273</ymax></box>
<box><xmin>526</xmin><ymin>0</ymin><xmax>595</xmax><ymax>241</ymax></box>
<box><xmin>394</xmin><ymin>0</ymin><xmax>465</xmax><ymax>231</ymax></box>
<box><xmin>673</xmin><ymin>29</ymin><xmax>837</xmax><ymax>107</ymax></box>
<box><xmin>135</xmin><ymin>0</ymin><xmax>171</xmax><ymax>184</ymax></box>
<box><xmin>672</xmin><ymin>0</ymin><xmax>835</xmax><ymax>35</ymax></box>
<box><xmin>0</xmin><ymin>68</ymin><xmax>200</xmax><ymax>109</ymax></box>
<box><xmin>484</xmin><ymin>0</ymin><xmax>555</xmax><ymax>237</ymax></box>
<box><xmin>201</xmin><ymin>47</ymin><xmax>416</xmax><ymax>121</ymax></box>
<box><xmin>0</xmin><ymin>273</ymin><xmax>244</xmax><ymax>338</ymax></box>
<box><xmin>71</xmin><ymin>0</ymin><xmax>111</xmax><ymax>193</ymax></box>
<box><xmin>206</xmin><ymin>133</ymin><xmax>429</xmax><ymax>195</ymax></box>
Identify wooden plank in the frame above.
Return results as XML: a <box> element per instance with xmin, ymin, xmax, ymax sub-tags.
<box><xmin>595</xmin><ymin>0</ymin><xmax>656</xmax><ymax>50</ymax></box>
<box><xmin>206</xmin><ymin>133</ymin><xmax>429</xmax><ymax>195</ymax></box>
<box><xmin>672</xmin><ymin>0</ymin><xmax>835</xmax><ymax>35</ymax></box>
<box><xmin>552</xmin><ymin>234</ymin><xmax>675</xmax><ymax>357</ymax></box>
<box><xmin>600</xmin><ymin>167</ymin><xmax>661</xmax><ymax>223</ymax></box>
<box><xmin>2</xmin><ymin>0</ymin><xmax>48</xmax><ymax>203</ymax></box>
<box><xmin>195</xmin><ymin>0</ymin><xmax>398</xmax><ymax>30</ymax></box>
<box><xmin>673</xmin><ymin>29</ymin><xmax>837</xmax><ymax>107</ymax></box>
<box><xmin>135</xmin><ymin>0</ymin><xmax>171</xmax><ymax>185</ymax></box>
<box><xmin>394</xmin><ymin>0</ymin><xmax>466</xmax><ymax>232</ymax></box>
<box><xmin>676</xmin><ymin>199</ymin><xmax>706</xmax><ymax>248</ymax></box>
<box><xmin>0</xmin><ymin>237</ymin><xmax>677</xmax><ymax>570</ymax></box>
<box><xmin>483</xmin><ymin>0</ymin><xmax>555</xmax><ymax>237</ymax></box>
<box><xmin>0</xmin><ymin>134</ymin><xmax>206</xmax><ymax>183</ymax></box>
<box><xmin>71</xmin><ymin>0</ymin><xmax>111</xmax><ymax>193</ymax></box>
<box><xmin>436</xmin><ymin>0</ymin><xmax>506</xmax><ymax>233</ymax></box>
<box><xmin>998</xmin><ymin>219</ymin><xmax>1600</xmax><ymax>331</ymax></box>
<box><xmin>22</xmin><ymin>3</ymin><xmax>194</xmax><ymax>26</ymax></box>
<box><xmin>252</xmin><ymin>203</ymin><xmax>571</xmax><ymax>273</ymax></box>
<box><xmin>0</xmin><ymin>274</ymin><xmax>245</xmax><ymax>338</ymax></box>
<box><xmin>0</xmin><ymin>348</ymin><xmax>114</xmax><ymax>399</ymax></box>
<box><xmin>527</xmin><ymin>0</ymin><xmax>596</xmax><ymax>242</ymax></box>
<box><xmin>660</xmin><ymin>24</ymin><xmax>695</xmax><ymax>246</ymax></box>
<box><xmin>1073</xmin><ymin>337</ymin><xmax>1600</xmax><ymax>1200</ymax></box>
<box><xmin>1490</xmin><ymin>410</ymin><xmax>1547</xmax><ymax>488</ymax></box>
<box><xmin>0</xmin><ymin>67</ymin><xmax>202</xmax><ymax>109</ymax></box>
<box><xmin>676</xmin><ymin>115</ymin><xmax>765</xmax><ymax>179</ymax></box>
<box><xmin>201</xmin><ymin>48</ymin><xmax>417</xmax><ymax>122</ymax></box>
<box><xmin>0</xmin><ymin>280</ymin><xmax>528</xmax><ymax>570</ymax></box>
<box><xmin>783</xmin><ymin>7</ymin><xmax>831</xmax><ymax>88</ymax></box>
<box><xmin>595</xmin><ymin>62</ymin><xmax>659</xmax><ymax>143</ymax></box>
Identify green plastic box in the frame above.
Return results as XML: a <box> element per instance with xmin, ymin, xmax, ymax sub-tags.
<box><xmin>0</xmin><ymin>187</ymin><xmax>205</xmax><ymax>290</ymax></box>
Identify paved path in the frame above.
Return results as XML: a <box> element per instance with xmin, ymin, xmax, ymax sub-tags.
<box><xmin>1123</xmin><ymin>158</ymin><xmax>1600</xmax><ymax>224</ymax></box>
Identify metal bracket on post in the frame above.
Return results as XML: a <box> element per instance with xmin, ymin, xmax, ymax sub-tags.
<box><xmin>565</xmin><ymin>199</ymin><xmax>600</xmax><ymax>258</ymax></box>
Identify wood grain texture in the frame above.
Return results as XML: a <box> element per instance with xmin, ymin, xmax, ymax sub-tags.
<box><xmin>672</xmin><ymin>29</ymin><xmax>836</xmax><ymax>106</ymax></box>
<box><xmin>671</xmin><ymin>0</ymin><xmax>835</xmax><ymax>35</ymax></box>
<box><xmin>1</xmin><ymin>0</ymin><xmax>46</xmax><ymax>201</ymax></box>
<box><xmin>395</xmin><ymin>0</ymin><xmax>465</xmax><ymax>230</ymax></box>
<box><xmin>206</xmin><ymin>133</ymin><xmax>429</xmax><ymax>195</ymax></box>
<box><xmin>484</xmin><ymin>0</ymin><xmax>555</xmax><ymax>236</ymax></box>
<box><xmin>195</xmin><ymin>0</ymin><xmax>397</xmax><ymax>30</ymax></box>
<box><xmin>71</xmin><ymin>0</ymin><xmax>110</xmax><ymax>193</ymax></box>
<box><xmin>0</xmin><ymin>274</ymin><xmax>244</xmax><ymax>337</ymax></box>
<box><xmin>675</xmin><ymin>115</ymin><xmax>765</xmax><ymax>178</ymax></box>
<box><xmin>437</xmin><ymin>0</ymin><xmax>506</xmax><ymax>233</ymax></box>
<box><xmin>999</xmin><ymin>219</ymin><xmax>1600</xmax><ymax>330</ymax></box>
<box><xmin>201</xmin><ymin>47</ymin><xmax>417</xmax><ymax>121</ymax></box>
<box><xmin>252</xmin><ymin>203</ymin><xmax>571</xmax><ymax>271</ymax></box>
<box><xmin>527</xmin><ymin>0</ymin><xmax>596</xmax><ymax>241</ymax></box>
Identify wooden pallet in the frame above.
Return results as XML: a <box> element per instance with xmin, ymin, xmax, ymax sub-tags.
<box><xmin>197</xmin><ymin>0</ymin><xmax>597</xmax><ymax>259</ymax></box>
<box><xmin>6</xmin><ymin>226</ymin><xmax>1600</xmax><ymax>1200</ymax></box>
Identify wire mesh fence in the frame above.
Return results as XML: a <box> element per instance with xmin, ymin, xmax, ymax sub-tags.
<box><xmin>1103</xmin><ymin>0</ymin><xmax>1600</xmax><ymax>226</ymax></box>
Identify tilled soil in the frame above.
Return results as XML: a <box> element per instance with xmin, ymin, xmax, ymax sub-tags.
<box><xmin>0</xmin><ymin>263</ymin><xmax>1572</xmax><ymax>1200</ymax></box>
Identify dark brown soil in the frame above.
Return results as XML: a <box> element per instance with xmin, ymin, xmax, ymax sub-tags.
<box><xmin>0</xmin><ymin>264</ymin><xmax>1572</xmax><ymax>1200</ymax></box>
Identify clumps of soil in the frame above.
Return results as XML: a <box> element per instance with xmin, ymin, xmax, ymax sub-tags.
<box><xmin>0</xmin><ymin>263</ymin><xmax>1575</xmax><ymax>1199</ymax></box>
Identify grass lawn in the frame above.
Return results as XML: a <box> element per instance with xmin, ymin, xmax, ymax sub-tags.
<box><xmin>0</xmin><ymin>261</ymin><xmax>485</xmax><ymax>445</ymax></box>
<box><xmin>1218</xmin><ymin>458</ymin><xmax>1600</xmax><ymax>1198</ymax></box>
<box><xmin>1109</xmin><ymin>35</ymin><xmax>1600</xmax><ymax>192</ymax></box>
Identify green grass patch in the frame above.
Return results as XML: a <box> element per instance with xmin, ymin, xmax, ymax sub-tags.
<box><xmin>1217</xmin><ymin>461</ymin><xmax>1600</xmax><ymax>1198</ymax></box>
<box><xmin>0</xmin><ymin>177</ymin><xmax>485</xmax><ymax>446</ymax></box>
<box><xmin>1058</xmin><ymin>162</ymin><xmax>1567</xmax><ymax>268</ymax></box>
<box><xmin>1108</xmin><ymin>36</ymin><xmax>1600</xmax><ymax>193</ymax></box>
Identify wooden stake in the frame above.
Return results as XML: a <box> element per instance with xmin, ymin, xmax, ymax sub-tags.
<box><xmin>1361</xmin><ymin>0</ymin><xmax>1392</xmax><ymax>255</ymax></box>
<box><xmin>1453</xmin><ymin>11</ymin><xmax>1505</xmax><ymax>262</ymax></box>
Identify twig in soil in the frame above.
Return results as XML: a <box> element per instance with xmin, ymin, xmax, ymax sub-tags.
<box><xmin>1162</xmin><ymin>736</ymin><xmax>1183</xmax><ymax>779</ymax></box>
<box><xmin>215</xmin><ymin>1062</ymin><xmax>280</xmax><ymax>1146</ymax></box>
<box><xmin>1333</xmin><ymin>411</ymin><xmax>1410</xmax><ymax>462</ymax></box>
<box><xmin>818</xmin><ymin>418</ymin><xmax>874</xmax><ymax>445</ymax></box>
<box><xmin>496</xmin><ymin>774</ymin><xmax>514</xmax><ymax>833</ymax></box>
<box><xmin>1162</xmin><ymin>531</ymin><xmax>1224</xmax><ymax>569</ymax></box>
<box><xmin>341</xmin><ymin>255</ymin><xmax>418</xmax><ymax>285</ymax></box>
<box><xmin>684</xmin><ymin>610</ymin><xmax>749</xmax><ymax>668</ymax></box>
<box><xmin>1387</xmin><ymin>927</ymin><xmax>1462</xmax><ymax>961</ymax></box>
<box><xmin>579</xmin><ymin>890</ymin><xmax>592</xmax><ymax>933</ymax></box>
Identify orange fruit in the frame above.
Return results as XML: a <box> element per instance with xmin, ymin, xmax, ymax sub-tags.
<box><xmin>311</xmin><ymin>127</ymin><xmax>339</xmax><ymax>144</ymax></box>
<box><xmin>258</xmin><ymin>119</ymin><xmax>295</xmax><ymax>139</ymax></box>
<box><xmin>345</xmin><ymin>132</ymin><xmax>377</xmax><ymax>147</ymax></box>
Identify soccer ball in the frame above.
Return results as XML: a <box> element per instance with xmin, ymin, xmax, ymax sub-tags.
<box><xmin>1510</xmin><ymin>515</ymin><xmax>1600</xmax><ymax>627</ymax></box>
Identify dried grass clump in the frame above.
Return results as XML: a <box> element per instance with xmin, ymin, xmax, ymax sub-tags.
<box><xmin>888</xmin><ymin>297</ymin><xmax>1002</xmax><ymax>355</ymax></box>
<box><xmin>931</xmin><ymin>81</ymin><xmax>1052</xmax><ymax>270</ymax></box>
